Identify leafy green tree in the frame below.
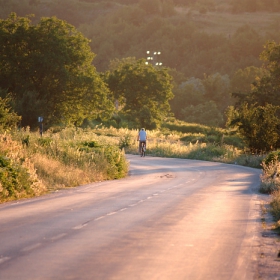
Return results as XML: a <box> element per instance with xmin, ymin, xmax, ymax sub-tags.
<box><xmin>228</xmin><ymin>103</ymin><xmax>280</xmax><ymax>153</ymax></box>
<box><xmin>182</xmin><ymin>101</ymin><xmax>223</xmax><ymax>127</ymax></box>
<box><xmin>233</xmin><ymin>41</ymin><xmax>280</xmax><ymax>107</ymax></box>
<box><xmin>0</xmin><ymin>13</ymin><xmax>114</xmax><ymax>127</ymax></box>
<box><xmin>171</xmin><ymin>78</ymin><xmax>205</xmax><ymax>119</ymax></box>
<box><xmin>228</xmin><ymin>42</ymin><xmax>280</xmax><ymax>152</ymax></box>
<box><xmin>202</xmin><ymin>73</ymin><xmax>232</xmax><ymax>112</ymax></box>
<box><xmin>105</xmin><ymin>58</ymin><xmax>174</xmax><ymax>128</ymax></box>
<box><xmin>172</xmin><ymin>73</ymin><xmax>232</xmax><ymax>126</ymax></box>
<box><xmin>230</xmin><ymin>66</ymin><xmax>268</xmax><ymax>94</ymax></box>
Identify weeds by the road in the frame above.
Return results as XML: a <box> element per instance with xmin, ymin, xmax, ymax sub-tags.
<box><xmin>0</xmin><ymin>134</ymin><xmax>47</xmax><ymax>202</ymax></box>
<box><xmin>259</xmin><ymin>152</ymin><xmax>280</xmax><ymax>230</ymax></box>
<box><xmin>0</xmin><ymin>127</ymin><xmax>128</xmax><ymax>202</ymax></box>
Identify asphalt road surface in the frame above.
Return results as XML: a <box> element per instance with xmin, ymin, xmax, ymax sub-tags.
<box><xmin>0</xmin><ymin>155</ymin><xmax>262</xmax><ymax>280</ymax></box>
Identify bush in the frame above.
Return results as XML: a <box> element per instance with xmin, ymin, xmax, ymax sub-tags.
<box><xmin>260</xmin><ymin>159</ymin><xmax>280</xmax><ymax>194</ymax></box>
<box><xmin>263</xmin><ymin>150</ymin><xmax>280</xmax><ymax>166</ymax></box>
<box><xmin>0</xmin><ymin>134</ymin><xmax>46</xmax><ymax>202</ymax></box>
<box><xmin>119</xmin><ymin>134</ymin><xmax>133</xmax><ymax>149</ymax></box>
<box><xmin>270</xmin><ymin>190</ymin><xmax>280</xmax><ymax>222</ymax></box>
<box><xmin>0</xmin><ymin>154</ymin><xmax>39</xmax><ymax>201</ymax></box>
<box><xmin>223</xmin><ymin>135</ymin><xmax>245</xmax><ymax>148</ymax></box>
<box><xmin>101</xmin><ymin>145</ymin><xmax>128</xmax><ymax>179</ymax></box>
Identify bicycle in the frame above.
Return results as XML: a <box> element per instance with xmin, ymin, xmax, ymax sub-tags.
<box><xmin>140</xmin><ymin>141</ymin><xmax>146</xmax><ymax>157</ymax></box>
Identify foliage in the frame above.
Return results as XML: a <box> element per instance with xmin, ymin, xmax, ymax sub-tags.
<box><xmin>263</xmin><ymin>150</ymin><xmax>280</xmax><ymax>166</ymax></box>
<box><xmin>228</xmin><ymin>42</ymin><xmax>280</xmax><ymax>153</ymax></box>
<box><xmin>270</xmin><ymin>190</ymin><xmax>280</xmax><ymax>224</ymax></box>
<box><xmin>0</xmin><ymin>93</ymin><xmax>21</xmax><ymax>132</ymax></box>
<box><xmin>228</xmin><ymin>103</ymin><xmax>280</xmax><ymax>153</ymax></box>
<box><xmin>0</xmin><ymin>134</ymin><xmax>46</xmax><ymax>202</ymax></box>
<box><xmin>105</xmin><ymin>58</ymin><xmax>174</xmax><ymax>128</ymax></box>
<box><xmin>230</xmin><ymin>66</ymin><xmax>268</xmax><ymax>95</ymax></box>
<box><xmin>171</xmin><ymin>73</ymin><xmax>232</xmax><ymax>126</ymax></box>
<box><xmin>181</xmin><ymin>101</ymin><xmax>223</xmax><ymax>127</ymax></box>
<box><xmin>11</xmin><ymin>127</ymin><xmax>129</xmax><ymax>192</ymax></box>
<box><xmin>119</xmin><ymin>134</ymin><xmax>133</xmax><ymax>149</ymax></box>
<box><xmin>259</xmin><ymin>150</ymin><xmax>280</xmax><ymax>194</ymax></box>
<box><xmin>0</xmin><ymin>13</ymin><xmax>114</xmax><ymax>127</ymax></box>
<box><xmin>0</xmin><ymin>155</ymin><xmax>34</xmax><ymax>201</ymax></box>
<box><xmin>162</xmin><ymin>119</ymin><xmax>220</xmax><ymax>134</ymax></box>
<box><xmin>233</xmin><ymin>41</ymin><xmax>280</xmax><ymax>108</ymax></box>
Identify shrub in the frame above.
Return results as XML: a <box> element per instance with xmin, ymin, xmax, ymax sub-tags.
<box><xmin>270</xmin><ymin>190</ymin><xmax>280</xmax><ymax>222</ymax></box>
<box><xmin>0</xmin><ymin>155</ymin><xmax>35</xmax><ymax>200</ymax></box>
<box><xmin>260</xmin><ymin>159</ymin><xmax>280</xmax><ymax>194</ymax></box>
<box><xmin>0</xmin><ymin>134</ymin><xmax>47</xmax><ymax>202</ymax></box>
<box><xmin>119</xmin><ymin>134</ymin><xmax>133</xmax><ymax>149</ymax></box>
<box><xmin>263</xmin><ymin>150</ymin><xmax>280</xmax><ymax>166</ymax></box>
<box><xmin>37</xmin><ymin>137</ymin><xmax>52</xmax><ymax>147</ymax></box>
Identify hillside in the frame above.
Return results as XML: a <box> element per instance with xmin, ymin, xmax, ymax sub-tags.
<box><xmin>1</xmin><ymin>0</ymin><xmax>280</xmax><ymax>78</ymax></box>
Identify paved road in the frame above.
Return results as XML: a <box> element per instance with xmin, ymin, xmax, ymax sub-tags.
<box><xmin>0</xmin><ymin>155</ymin><xmax>262</xmax><ymax>280</ymax></box>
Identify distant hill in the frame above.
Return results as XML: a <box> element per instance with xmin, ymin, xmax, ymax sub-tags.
<box><xmin>1</xmin><ymin>0</ymin><xmax>280</xmax><ymax>79</ymax></box>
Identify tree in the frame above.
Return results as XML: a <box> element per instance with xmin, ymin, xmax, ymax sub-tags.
<box><xmin>171</xmin><ymin>78</ymin><xmax>205</xmax><ymax>120</ymax></box>
<box><xmin>0</xmin><ymin>13</ymin><xmax>114</xmax><ymax>127</ymax></box>
<box><xmin>228</xmin><ymin>103</ymin><xmax>280</xmax><ymax>153</ymax></box>
<box><xmin>230</xmin><ymin>66</ymin><xmax>268</xmax><ymax>94</ymax></box>
<box><xmin>182</xmin><ymin>101</ymin><xmax>223</xmax><ymax>127</ymax></box>
<box><xmin>227</xmin><ymin>42</ymin><xmax>280</xmax><ymax>152</ymax></box>
<box><xmin>171</xmin><ymin>73</ymin><xmax>232</xmax><ymax>126</ymax></box>
<box><xmin>202</xmin><ymin>73</ymin><xmax>232</xmax><ymax>113</ymax></box>
<box><xmin>105</xmin><ymin>58</ymin><xmax>174</xmax><ymax>128</ymax></box>
<box><xmin>0</xmin><ymin>92</ymin><xmax>21</xmax><ymax>132</ymax></box>
<box><xmin>233</xmin><ymin>41</ymin><xmax>280</xmax><ymax>107</ymax></box>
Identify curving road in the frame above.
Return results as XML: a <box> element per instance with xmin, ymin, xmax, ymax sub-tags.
<box><xmin>0</xmin><ymin>155</ymin><xmax>262</xmax><ymax>280</ymax></box>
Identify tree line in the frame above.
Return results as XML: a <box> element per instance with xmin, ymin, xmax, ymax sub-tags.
<box><xmin>0</xmin><ymin>13</ymin><xmax>173</xmax><ymax>129</ymax></box>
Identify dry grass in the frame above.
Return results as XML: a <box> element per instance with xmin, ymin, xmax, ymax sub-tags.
<box><xmin>30</xmin><ymin>154</ymin><xmax>99</xmax><ymax>191</ymax></box>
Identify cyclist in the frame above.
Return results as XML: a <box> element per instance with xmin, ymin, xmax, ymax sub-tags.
<box><xmin>137</xmin><ymin>128</ymin><xmax>147</xmax><ymax>154</ymax></box>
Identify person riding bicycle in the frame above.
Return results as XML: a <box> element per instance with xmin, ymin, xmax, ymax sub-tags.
<box><xmin>137</xmin><ymin>128</ymin><xmax>147</xmax><ymax>153</ymax></box>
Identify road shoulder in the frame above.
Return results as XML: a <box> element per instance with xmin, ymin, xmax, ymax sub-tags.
<box><xmin>255</xmin><ymin>195</ymin><xmax>280</xmax><ymax>279</ymax></box>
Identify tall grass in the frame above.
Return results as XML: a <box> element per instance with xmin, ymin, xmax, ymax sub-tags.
<box><xmin>3</xmin><ymin>127</ymin><xmax>128</xmax><ymax>199</ymax></box>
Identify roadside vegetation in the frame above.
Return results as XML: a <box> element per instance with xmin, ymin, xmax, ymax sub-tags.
<box><xmin>5</xmin><ymin>126</ymin><xmax>128</xmax><ymax>199</ymax></box>
<box><xmin>259</xmin><ymin>152</ymin><xmax>280</xmax><ymax>232</ymax></box>
<box><xmin>0</xmin><ymin>117</ymin><xmax>264</xmax><ymax>203</ymax></box>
